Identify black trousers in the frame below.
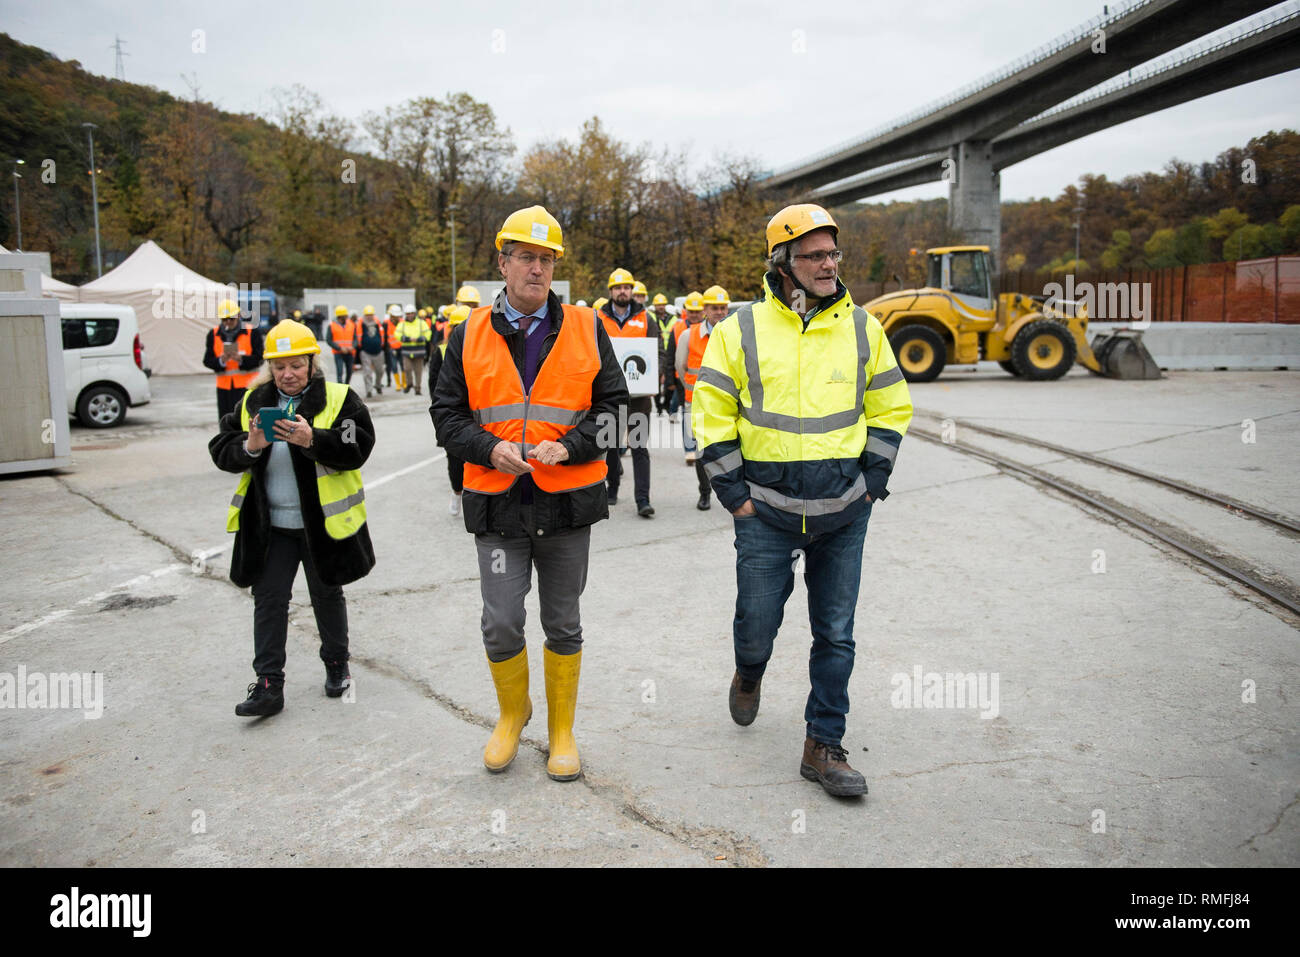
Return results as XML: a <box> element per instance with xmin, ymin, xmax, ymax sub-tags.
<box><xmin>695</xmin><ymin>461</ymin><xmax>711</xmax><ymax>498</ymax></box>
<box><xmin>606</xmin><ymin>396</ymin><xmax>652</xmax><ymax>506</ymax></box>
<box><xmin>252</xmin><ymin>528</ymin><xmax>349</xmax><ymax>683</ymax></box>
<box><xmin>216</xmin><ymin>387</ymin><xmax>246</xmax><ymax>423</ymax></box>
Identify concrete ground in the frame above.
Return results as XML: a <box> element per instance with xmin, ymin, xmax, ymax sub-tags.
<box><xmin>1</xmin><ymin>365</ymin><xmax>1296</xmax><ymax>867</ymax></box>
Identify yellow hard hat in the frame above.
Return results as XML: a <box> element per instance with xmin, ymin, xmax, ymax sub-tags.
<box><xmin>334</xmin><ymin>305</ymin><xmax>349</xmax><ymax>317</ymax></box>
<box><xmin>217</xmin><ymin>299</ymin><xmax>243</xmax><ymax>320</ymax></box>
<box><xmin>702</xmin><ymin>285</ymin><xmax>730</xmax><ymax>306</ymax></box>
<box><xmin>448</xmin><ymin>304</ymin><xmax>471</xmax><ymax>326</ymax></box>
<box><xmin>632</xmin><ymin>280</ymin><xmax>648</xmax><ymax>297</ymax></box>
<box><xmin>263</xmin><ymin>319</ymin><xmax>320</xmax><ymax>360</ymax></box>
<box><xmin>652</xmin><ymin>293</ymin><xmax>667</xmax><ymax>306</ymax></box>
<box><xmin>417</xmin><ymin>308</ymin><xmax>428</xmax><ymax>318</ymax></box>
<box><xmin>292</xmin><ymin>309</ymin><xmax>302</xmax><ymax>319</ymax></box>
<box><xmin>684</xmin><ymin>291</ymin><xmax>704</xmax><ymax>312</ymax></box>
<box><xmin>766</xmin><ymin>203</ymin><xmax>838</xmax><ymax>256</ymax></box>
<box><xmin>496</xmin><ymin>205</ymin><xmax>564</xmax><ymax>258</ymax></box>
<box><xmin>592</xmin><ymin>296</ymin><xmax>609</xmax><ymax>312</ymax></box>
<box><xmin>607</xmin><ymin>268</ymin><xmax>635</xmax><ymax>289</ymax></box>
<box><xmin>363</xmin><ymin>305</ymin><xmax>375</xmax><ymax>316</ymax></box>
<box><xmin>455</xmin><ymin>285</ymin><xmax>481</xmax><ymax>306</ymax></box>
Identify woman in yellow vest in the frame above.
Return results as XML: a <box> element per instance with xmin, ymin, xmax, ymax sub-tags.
<box><xmin>209</xmin><ymin>318</ymin><xmax>376</xmax><ymax>718</ymax></box>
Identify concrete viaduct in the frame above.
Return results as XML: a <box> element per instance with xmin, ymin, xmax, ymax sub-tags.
<box><xmin>762</xmin><ymin>0</ymin><xmax>1300</xmax><ymax>270</ymax></box>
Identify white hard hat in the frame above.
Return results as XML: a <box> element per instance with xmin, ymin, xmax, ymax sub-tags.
<box><xmin>575</xmin><ymin>299</ymin><xmax>587</xmax><ymax>307</ymax></box>
<box><xmin>387</xmin><ymin>304</ymin><xmax>402</xmax><ymax>317</ymax></box>
<box><xmin>404</xmin><ymin>303</ymin><xmax>416</xmax><ymax>314</ymax></box>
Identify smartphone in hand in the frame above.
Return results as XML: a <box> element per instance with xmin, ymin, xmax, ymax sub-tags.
<box><xmin>257</xmin><ymin>405</ymin><xmax>293</xmax><ymax>441</ymax></box>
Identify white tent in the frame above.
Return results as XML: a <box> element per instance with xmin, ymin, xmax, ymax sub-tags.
<box><xmin>79</xmin><ymin>240</ymin><xmax>235</xmax><ymax>375</ymax></box>
<box><xmin>0</xmin><ymin>243</ymin><xmax>80</xmax><ymax>302</ymax></box>
<box><xmin>41</xmin><ymin>272</ymin><xmax>80</xmax><ymax>302</ymax></box>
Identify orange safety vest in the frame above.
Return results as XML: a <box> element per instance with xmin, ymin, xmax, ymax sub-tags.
<box><xmin>213</xmin><ymin>325</ymin><xmax>257</xmax><ymax>390</ymax></box>
<box><xmin>330</xmin><ymin>318</ymin><xmax>356</xmax><ymax>354</ymax></box>
<box><xmin>461</xmin><ymin>305</ymin><xmax>608</xmax><ymax>496</ymax></box>
<box><xmin>384</xmin><ymin>317</ymin><xmax>401</xmax><ymax>351</ymax></box>
<box><xmin>683</xmin><ymin>321</ymin><xmax>710</xmax><ymax>403</ymax></box>
<box><xmin>599</xmin><ymin>307</ymin><xmax>649</xmax><ymax>339</ymax></box>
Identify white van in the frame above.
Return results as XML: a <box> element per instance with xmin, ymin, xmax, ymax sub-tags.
<box><xmin>61</xmin><ymin>303</ymin><xmax>151</xmax><ymax>428</ymax></box>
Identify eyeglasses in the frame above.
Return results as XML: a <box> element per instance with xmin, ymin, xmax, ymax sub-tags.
<box><xmin>793</xmin><ymin>249</ymin><xmax>843</xmax><ymax>265</ymax></box>
<box><xmin>506</xmin><ymin>252</ymin><xmax>557</xmax><ymax>268</ymax></box>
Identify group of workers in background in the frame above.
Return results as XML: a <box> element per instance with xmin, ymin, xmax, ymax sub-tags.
<box><xmin>321</xmin><ymin>289</ymin><xmax>484</xmax><ymax>399</ymax></box>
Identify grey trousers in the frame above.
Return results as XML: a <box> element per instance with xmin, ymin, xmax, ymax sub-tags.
<box><xmin>474</xmin><ymin>519</ymin><xmax>590</xmax><ymax>662</ymax></box>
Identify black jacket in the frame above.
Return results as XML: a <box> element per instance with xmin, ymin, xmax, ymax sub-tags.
<box><xmin>430</xmin><ymin>290</ymin><xmax>629</xmax><ymax>537</ymax></box>
<box><xmin>203</xmin><ymin>324</ymin><xmax>264</xmax><ymax>379</ymax></box>
<box><xmin>209</xmin><ymin>375</ymin><xmax>376</xmax><ymax>588</ymax></box>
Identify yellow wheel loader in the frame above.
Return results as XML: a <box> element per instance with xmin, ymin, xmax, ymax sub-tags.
<box><xmin>863</xmin><ymin>246</ymin><xmax>1160</xmax><ymax>382</ymax></box>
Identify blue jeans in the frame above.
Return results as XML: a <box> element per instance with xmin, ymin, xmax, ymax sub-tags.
<box><xmin>333</xmin><ymin>352</ymin><xmax>353</xmax><ymax>384</ymax></box>
<box><xmin>732</xmin><ymin>507</ymin><xmax>870</xmax><ymax>746</ymax></box>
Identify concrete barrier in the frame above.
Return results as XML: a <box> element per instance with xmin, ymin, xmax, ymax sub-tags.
<box><xmin>1088</xmin><ymin>322</ymin><xmax>1300</xmax><ymax>371</ymax></box>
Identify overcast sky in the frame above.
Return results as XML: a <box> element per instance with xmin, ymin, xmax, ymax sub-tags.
<box><xmin>3</xmin><ymin>0</ymin><xmax>1297</xmax><ymax>203</ymax></box>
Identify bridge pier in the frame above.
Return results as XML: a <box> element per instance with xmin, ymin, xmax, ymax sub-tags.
<box><xmin>948</xmin><ymin>140</ymin><xmax>1001</xmax><ymax>272</ymax></box>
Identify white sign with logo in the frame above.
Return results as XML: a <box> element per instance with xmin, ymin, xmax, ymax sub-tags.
<box><xmin>610</xmin><ymin>339</ymin><xmax>659</xmax><ymax>396</ymax></box>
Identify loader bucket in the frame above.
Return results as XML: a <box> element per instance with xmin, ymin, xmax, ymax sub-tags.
<box><xmin>1088</xmin><ymin>329</ymin><xmax>1162</xmax><ymax>380</ymax></box>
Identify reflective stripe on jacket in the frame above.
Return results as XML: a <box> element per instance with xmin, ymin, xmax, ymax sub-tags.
<box><xmin>691</xmin><ymin>274</ymin><xmax>912</xmax><ymax>534</ymax></box>
<box><xmin>227</xmin><ymin>381</ymin><xmax>367</xmax><ymax>540</ymax></box>
<box><xmin>461</xmin><ymin>305</ymin><xmax>608</xmax><ymax>495</ymax></box>
<box><xmin>213</xmin><ymin>325</ymin><xmax>257</xmax><ymax>390</ymax></box>
<box><xmin>683</xmin><ymin>322</ymin><xmax>709</xmax><ymax>402</ymax></box>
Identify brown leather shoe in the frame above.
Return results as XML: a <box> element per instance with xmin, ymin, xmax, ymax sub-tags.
<box><xmin>729</xmin><ymin>671</ymin><xmax>761</xmax><ymax>726</ymax></box>
<box><xmin>800</xmin><ymin>737</ymin><xmax>868</xmax><ymax>797</ymax></box>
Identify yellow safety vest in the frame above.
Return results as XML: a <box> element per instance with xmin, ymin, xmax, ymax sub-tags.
<box><xmin>692</xmin><ymin>279</ymin><xmax>911</xmax><ymax>531</ymax></box>
<box><xmin>226</xmin><ymin>381</ymin><xmax>367</xmax><ymax>540</ymax></box>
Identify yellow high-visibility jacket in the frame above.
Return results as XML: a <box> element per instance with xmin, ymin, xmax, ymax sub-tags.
<box><xmin>691</xmin><ymin>274</ymin><xmax>912</xmax><ymax>534</ymax></box>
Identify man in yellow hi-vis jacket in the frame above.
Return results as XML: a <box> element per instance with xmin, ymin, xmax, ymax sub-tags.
<box><xmin>691</xmin><ymin>203</ymin><xmax>912</xmax><ymax>798</ymax></box>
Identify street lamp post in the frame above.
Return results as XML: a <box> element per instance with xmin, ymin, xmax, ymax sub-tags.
<box><xmin>83</xmin><ymin>123</ymin><xmax>103</xmax><ymax>277</ymax></box>
<box><xmin>447</xmin><ymin>203</ymin><xmax>458</xmax><ymax>301</ymax></box>
<box><xmin>11</xmin><ymin>159</ymin><xmax>23</xmax><ymax>250</ymax></box>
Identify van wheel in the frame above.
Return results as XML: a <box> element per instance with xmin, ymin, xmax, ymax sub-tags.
<box><xmin>889</xmin><ymin>325</ymin><xmax>946</xmax><ymax>382</ymax></box>
<box><xmin>78</xmin><ymin>385</ymin><xmax>128</xmax><ymax>428</ymax></box>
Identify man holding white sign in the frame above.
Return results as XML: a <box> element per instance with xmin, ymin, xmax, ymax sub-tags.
<box><xmin>598</xmin><ymin>268</ymin><xmax>659</xmax><ymax>518</ymax></box>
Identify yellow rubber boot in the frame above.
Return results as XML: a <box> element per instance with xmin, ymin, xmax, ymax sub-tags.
<box><xmin>483</xmin><ymin>649</ymin><xmax>532</xmax><ymax>772</ymax></box>
<box><xmin>544</xmin><ymin>647</ymin><xmax>582</xmax><ymax>781</ymax></box>
<box><xmin>395</xmin><ymin>370</ymin><xmax>406</xmax><ymax>391</ymax></box>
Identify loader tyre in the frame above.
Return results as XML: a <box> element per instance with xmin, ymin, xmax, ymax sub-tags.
<box><xmin>890</xmin><ymin>325</ymin><xmax>946</xmax><ymax>383</ymax></box>
<box><xmin>997</xmin><ymin>360</ymin><xmax>1021</xmax><ymax>376</ymax></box>
<box><xmin>1011</xmin><ymin>320</ymin><xmax>1076</xmax><ymax>381</ymax></box>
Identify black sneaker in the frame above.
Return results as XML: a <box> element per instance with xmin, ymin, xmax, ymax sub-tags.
<box><xmin>325</xmin><ymin>660</ymin><xmax>351</xmax><ymax>698</ymax></box>
<box><xmin>236</xmin><ymin>678</ymin><xmax>284</xmax><ymax>717</ymax></box>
